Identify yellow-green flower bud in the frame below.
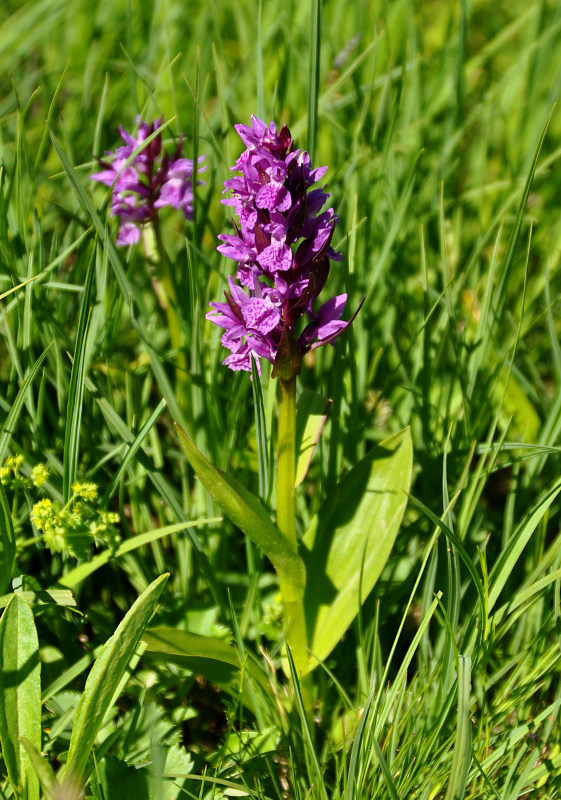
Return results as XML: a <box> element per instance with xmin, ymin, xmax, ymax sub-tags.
<box><xmin>31</xmin><ymin>463</ymin><xmax>49</xmax><ymax>487</ymax></box>
<box><xmin>30</xmin><ymin>498</ymin><xmax>55</xmax><ymax>530</ymax></box>
<box><xmin>71</xmin><ymin>481</ymin><xmax>98</xmax><ymax>502</ymax></box>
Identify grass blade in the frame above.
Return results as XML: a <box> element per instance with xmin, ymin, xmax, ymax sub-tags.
<box><xmin>100</xmin><ymin>397</ymin><xmax>167</xmax><ymax>503</ymax></box>
<box><xmin>251</xmin><ymin>357</ymin><xmax>269</xmax><ymax>499</ymax></box>
<box><xmin>0</xmin><ymin>482</ymin><xmax>15</xmax><ymax>595</ymax></box>
<box><xmin>0</xmin><ymin>343</ymin><xmax>52</xmax><ymax>463</ymax></box>
<box><xmin>62</xmin><ymin>251</ymin><xmax>94</xmax><ymax>502</ymax></box>
<box><xmin>488</xmin><ymin>477</ymin><xmax>561</xmax><ymax>613</ymax></box>
<box><xmin>444</xmin><ymin>655</ymin><xmax>472</xmax><ymax>800</ymax></box>
<box><xmin>57</xmin><ymin>518</ymin><xmax>220</xmax><ymax>589</ymax></box>
<box><xmin>307</xmin><ymin>0</ymin><xmax>321</xmax><ymax>163</ymax></box>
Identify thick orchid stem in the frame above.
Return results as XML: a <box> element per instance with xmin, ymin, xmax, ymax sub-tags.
<box><xmin>277</xmin><ymin>377</ymin><xmax>310</xmax><ymax>684</ymax></box>
<box><xmin>277</xmin><ymin>377</ymin><xmax>297</xmax><ymax>549</ymax></box>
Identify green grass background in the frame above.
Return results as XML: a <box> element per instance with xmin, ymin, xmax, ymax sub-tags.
<box><xmin>1</xmin><ymin>0</ymin><xmax>561</xmax><ymax>797</ymax></box>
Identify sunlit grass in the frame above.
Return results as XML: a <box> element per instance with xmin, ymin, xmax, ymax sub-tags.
<box><xmin>1</xmin><ymin>0</ymin><xmax>561</xmax><ymax>797</ymax></box>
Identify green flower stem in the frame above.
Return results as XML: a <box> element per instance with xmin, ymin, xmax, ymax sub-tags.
<box><xmin>277</xmin><ymin>377</ymin><xmax>309</xmax><ymax>678</ymax></box>
<box><xmin>277</xmin><ymin>377</ymin><xmax>297</xmax><ymax>548</ymax></box>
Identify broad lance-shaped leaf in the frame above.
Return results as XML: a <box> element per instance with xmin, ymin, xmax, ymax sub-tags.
<box><xmin>0</xmin><ymin>594</ymin><xmax>41</xmax><ymax>800</ymax></box>
<box><xmin>0</xmin><ymin>481</ymin><xmax>15</xmax><ymax>595</ymax></box>
<box><xmin>175</xmin><ymin>424</ymin><xmax>305</xmax><ymax>595</ymax></box>
<box><xmin>302</xmin><ymin>427</ymin><xmax>412</xmax><ymax>672</ymax></box>
<box><xmin>143</xmin><ymin>627</ymin><xmax>269</xmax><ymax>702</ymax></box>
<box><xmin>295</xmin><ymin>390</ymin><xmax>331</xmax><ymax>487</ymax></box>
<box><xmin>62</xmin><ymin>573</ymin><xmax>168</xmax><ymax>786</ymax></box>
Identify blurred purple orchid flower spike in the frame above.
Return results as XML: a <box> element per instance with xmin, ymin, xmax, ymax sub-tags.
<box><xmin>207</xmin><ymin>115</ymin><xmax>361</xmax><ymax>378</ymax></box>
<box><xmin>91</xmin><ymin>116</ymin><xmax>205</xmax><ymax>246</ymax></box>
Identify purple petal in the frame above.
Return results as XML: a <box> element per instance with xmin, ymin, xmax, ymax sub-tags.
<box><xmin>223</xmin><ymin>349</ymin><xmax>255</xmax><ymax>373</ymax></box>
<box><xmin>116</xmin><ymin>222</ymin><xmax>141</xmax><ymax>246</ymax></box>
<box><xmin>256</xmin><ymin>181</ymin><xmax>292</xmax><ymax>213</ymax></box>
<box><xmin>242</xmin><ymin>297</ymin><xmax>281</xmax><ymax>335</ymax></box>
<box><xmin>256</xmin><ymin>232</ymin><xmax>292</xmax><ymax>272</ymax></box>
<box><xmin>317</xmin><ymin>294</ymin><xmax>347</xmax><ymax>323</ymax></box>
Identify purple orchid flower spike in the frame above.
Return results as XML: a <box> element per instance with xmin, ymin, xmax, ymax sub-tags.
<box><xmin>91</xmin><ymin>117</ymin><xmax>206</xmax><ymax>246</ymax></box>
<box><xmin>208</xmin><ymin>114</ymin><xmax>359</xmax><ymax>376</ymax></box>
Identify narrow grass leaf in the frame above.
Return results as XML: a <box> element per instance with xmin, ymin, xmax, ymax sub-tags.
<box><xmin>20</xmin><ymin>738</ymin><xmax>57</xmax><ymax>798</ymax></box>
<box><xmin>488</xmin><ymin>477</ymin><xmax>561</xmax><ymax>613</ymax></box>
<box><xmin>49</xmin><ymin>130</ymin><xmax>145</xmax><ymax>309</ymax></box>
<box><xmin>251</xmin><ymin>356</ymin><xmax>269</xmax><ymax>499</ymax></box>
<box><xmin>101</xmin><ymin>397</ymin><xmax>167</xmax><ymax>502</ymax></box>
<box><xmin>0</xmin><ymin>342</ymin><xmax>52</xmax><ymax>463</ymax></box>
<box><xmin>285</xmin><ymin>645</ymin><xmax>328</xmax><ymax>800</ymax></box>
<box><xmin>545</xmin><ymin>265</ymin><xmax>561</xmax><ymax>385</ymax></box>
<box><xmin>367</xmin><ymin>151</ymin><xmax>422</xmax><ymax>295</ymax></box>
<box><xmin>41</xmin><ymin>647</ymin><xmax>101</xmax><ymax>705</ymax></box>
<box><xmin>371</xmin><ymin>735</ymin><xmax>400</xmax><ymax>800</ymax></box>
<box><xmin>0</xmin><ymin>482</ymin><xmax>15</xmax><ymax>595</ymax></box>
<box><xmin>307</xmin><ymin>0</ymin><xmax>321</xmax><ymax>163</ymax></box>
<box><xmin>346</xmin><ymin>692</ymin><xmax>374</xmax><ymax>800</ymax></box>
<box><xmin>83</xmin><ymin>374</ymin><xmax>223</xmax><ymax>607</ymax></box>
<box><xmin>409</xmin><ymin>495</ymin><xmax>486</xmax><ymax>644</ymax></box>
<box><xmin>375</xmin><ymin>592</ymin><xmax>443</xmax><ymax>737</ymax></box>
<box><xmin>256</xmin><ymin>0</ymin><xmax>264</xmax><ymax>120</ymax></box>
<box><xmin>492</xmin><ymin>108</ymin><xmax>553</xmax><ymax>320</ymax></box>
<box><xmin>57</xmin><ymin>518</ymin><xmax>220</xmax><ymax>589</ymax></box>
<box><xmin>444</xmin><ymin>655</ymin><xmax>472</xmax><ymax>800</ymax></box>
<box><xmin>62</xmin><ymin>251</ymin><xmax>94</xmax><ymax>502</ymax></box>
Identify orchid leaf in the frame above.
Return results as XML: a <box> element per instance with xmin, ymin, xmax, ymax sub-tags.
<box><xmin>143</xmin><ymin>627</ymin><xmax>269</xmax><ymax>698</ymax></box>
<box><xmin>62</xmin><ymin>573</ymin><xmax>168</xmax><ymax>786</ymax></box>
<box><xmin>0</xmin><ymin>594</ymin><xmax>41</xmax><ymax>800</ymax></box>
<box><xmin>295</xmin><ymin>390</ymin><xmax>332</xmax><ymax>486</ymax></box>
<box><xmin>175</xmin><ymin>424</ymin><xmax>305</xmax><ymax>591</ymax></box>
<box><xmin>302</xmin><ymin>428</ymin><xmax>412</xmax><ymax>671</ymax></box>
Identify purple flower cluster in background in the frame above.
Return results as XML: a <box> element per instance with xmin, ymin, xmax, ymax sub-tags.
<box><xmin>207</xmin><ymin>115</ymin><xmax>354</xmax><ymax>375</ymax></box>
<box><xmin>91</xmin><ymin>117</ymin><xmax>204</xmax><ymax>246</ymax></box>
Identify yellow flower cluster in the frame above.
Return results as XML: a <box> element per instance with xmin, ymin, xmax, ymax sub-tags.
<box><xmin>2</xmin><ymin>454</ymin><xmax>120</xmax><ymax>559</ymax></box>
<box><xmin>31</xmin><ymin>463</ymin><xmax>49</xmax><ymax>486</ymax></box>
<box><xmin>0</xmin><ymin>455</ymin><xmax>24</xmax><ymax>484</ymax></box>
<box><xmin>0</xmin><ymin>456</ymin><xmax>49</xmax><ymax>488</ymax></box>
<box><xmin>71</xmin><ymin>481</ymin><xmax>98</xmax><ymax>502</ymax></box>
<box><xmin>29</xmin><ymin>481</ymin><xmax>120</xmax><ymax>559</ymax></box>
<box><xmin>30</xmin><ymin>497</ymin><xmax>54</xmax><ymax>526</ymax></box>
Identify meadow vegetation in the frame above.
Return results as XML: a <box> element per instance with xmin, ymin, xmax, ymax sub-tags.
<box><xmin>1</xmin><ymin>0</ymin><xmax>561</xmax><ymax>797</ymax></box>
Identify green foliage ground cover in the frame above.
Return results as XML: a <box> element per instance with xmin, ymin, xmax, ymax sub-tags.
<box><xmin>1</xmin><ymin>0</ymin><xmax>561</xmax><ymax>797</ymax></box>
